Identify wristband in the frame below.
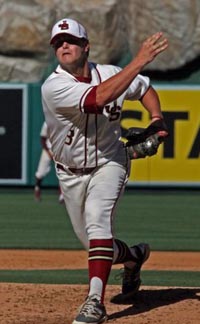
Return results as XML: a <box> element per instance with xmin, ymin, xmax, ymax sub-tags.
<box><xmin>151</xmin><ymin>115</ymin><xmax>163</xmax><ymax>120</ymax></box>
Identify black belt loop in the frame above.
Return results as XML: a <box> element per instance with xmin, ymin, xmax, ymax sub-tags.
<box><xmin>56</xmin><ymin>163</ymin><xmax>96</xmax><ymax>175</ymax></box>
<box><xmin>56</xmin><ymin>163</ymin><xmax>66</xmax><ymax>172</ymax></box>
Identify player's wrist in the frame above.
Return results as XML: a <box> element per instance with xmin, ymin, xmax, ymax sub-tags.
<box><xmin>151</xmin><ymin>115</ymin><xmax>163</xmax><ymax>121</ymax></box>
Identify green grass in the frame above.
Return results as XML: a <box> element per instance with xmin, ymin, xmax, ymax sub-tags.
<box><xmin>0</xmin><ymin>188</ymin><xmax>81</xmax><ymax>249</ymax></box>
<box><xmin>0</xmin><ymin>188</ymin><xmax>200</xmax><ymax>251</ymax></box>
<box><xmin>0</xmin><ymin>269</ymin><xmax>199</xmax><ymax>287</ymax></box>
<box><xmin>0</xmin><ymin>187</ymin><xmax>199</xmax><ymax>286</ymax></box>
<box><xmin>115</xmin><ymin>190</ymin><xmax>200</xmax><ymax>251</ymax></box>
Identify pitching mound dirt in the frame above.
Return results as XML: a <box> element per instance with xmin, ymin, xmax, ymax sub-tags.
<box><xmin>0</xmin><ymin>250</ymin><xmax>199</xmax><ymax>323</ymax></box>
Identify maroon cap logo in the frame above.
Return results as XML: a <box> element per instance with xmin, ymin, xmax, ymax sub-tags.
<box><xmin>58</xmin><ymin>20</ymin><xmax>69</xmax><ymax>30</ymax></box>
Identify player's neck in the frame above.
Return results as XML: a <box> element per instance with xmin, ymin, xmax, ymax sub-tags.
<box><xmin>60</xmin><ymin>59</ymin><xmax>90</xmax><ymax>79</ymax></box>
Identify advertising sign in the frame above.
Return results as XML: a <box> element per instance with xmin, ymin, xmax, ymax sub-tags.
<box><xmin>121</xmin><ymin>86</ymin><xmax>200</xmax><ymax>186</ymax></box>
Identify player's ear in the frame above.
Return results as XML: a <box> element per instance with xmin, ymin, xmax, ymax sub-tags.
<box><xmin>85</xmin><ymin>43</ymin><xmax>90</xmax><ymax>56</ymax></box>
<box><xmin>85</xmin><ymin>43</ymin><xmax>90</xmax><ymax>51</ymax></box>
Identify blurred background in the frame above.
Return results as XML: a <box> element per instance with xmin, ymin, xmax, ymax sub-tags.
<box><xmin>0</xmin><ymin>0</ymin><xmax>199</xmax><ymax>188</ymax></box>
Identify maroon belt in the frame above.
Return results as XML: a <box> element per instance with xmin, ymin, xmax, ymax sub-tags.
<box><xmin>56</xmin><ymin>163</ymin><xmax>96</xmax><ymax>175</ymax></box>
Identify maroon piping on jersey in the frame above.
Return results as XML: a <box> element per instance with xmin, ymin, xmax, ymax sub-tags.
<box><xmin>95</xmin><ymin>114</ymin><xmax>98</xmax><ymax>167</ymax></box>
<box><xmin>82</xmin><ymin>98</ymin><xmax>98</xmax><ymax>168</ymax></box>
<box><xmin>84</xmin><ymin>114</ymin><xmax>89</xmax><ymax>167</ymax></box>
<box><xmin>93</xmin><ymin>64</ymin><xmax>102</xmax><ymax>168</ymax></box>
<box><xmin>82</xmin><ymin>64</ymin><xmax>102</xmax><ymax>167</ymax></box>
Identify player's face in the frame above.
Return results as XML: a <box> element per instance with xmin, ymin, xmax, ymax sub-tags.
<box><xmin>52</xmin><ymin>35</ymin><xmax>89</xmax><ymax>67</ymax></box>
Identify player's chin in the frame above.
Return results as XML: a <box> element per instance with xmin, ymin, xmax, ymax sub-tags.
<box><xmin>61</xmin><ymin>53</ymin><xmax>71</xmax><ymax>60</ymax></box>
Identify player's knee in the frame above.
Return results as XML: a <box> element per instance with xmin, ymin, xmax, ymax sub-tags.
<box><xmin>86</xmin><ymin>223</ymin><xmax>112</xmax><ymax>240</ymax></box>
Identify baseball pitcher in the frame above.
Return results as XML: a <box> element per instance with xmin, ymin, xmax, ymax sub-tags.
<box><xmin>42</xmin><ymin>18</ymin><xmax>169</xmax><ymax>324</ymax></box>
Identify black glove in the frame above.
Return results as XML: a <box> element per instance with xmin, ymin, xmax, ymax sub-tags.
<box><xmin>125</xmin><ymin>119</ymin><xmax>169</xmax><ymax>159</ymax></box>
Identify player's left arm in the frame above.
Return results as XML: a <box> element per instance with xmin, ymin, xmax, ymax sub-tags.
<box><xmin>140</xmin><ymin>86</ymin><xmax>162</xmax><ymax>119</ymax></box>
<box><xmin>140</xmin><ymin>85</ymin><xmax>168</xmax><ymax>137</ymax></box>
<box><xmin>125</xmin><ymin>85</ymin><xmax>169</xmax><ymax>159</ymax></box>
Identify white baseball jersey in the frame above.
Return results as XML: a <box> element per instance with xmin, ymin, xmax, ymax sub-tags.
<box><xmin>42</xmin><ymin>63</ymin><xmax>150</xmax><ymax>169</ymax></box>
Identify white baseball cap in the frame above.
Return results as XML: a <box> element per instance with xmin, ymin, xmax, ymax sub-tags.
<box><xmin>50</xmin><ymin>18</ymin><xmax>88</xmax><ymax>44</ymax></box>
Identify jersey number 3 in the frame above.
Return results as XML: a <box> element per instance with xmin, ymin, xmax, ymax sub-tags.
<box><xmin>65</xmin><ymin>126</ymin><xmax>75</xmax><ymax>145</ymax></box>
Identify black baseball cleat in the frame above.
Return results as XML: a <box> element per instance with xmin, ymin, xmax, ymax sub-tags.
<box><xmin>110</xmin><ymin>243</ymin><xmax>150</xmax><ymax>304</ymax></box>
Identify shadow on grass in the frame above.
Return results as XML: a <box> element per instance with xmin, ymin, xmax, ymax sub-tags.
<box><xmin>108</xmin><ymin>287</ymin><xmax>200</xmax><ymax>321</ymax></box>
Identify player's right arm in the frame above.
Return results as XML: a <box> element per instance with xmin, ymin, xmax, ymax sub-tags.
<box><xmin>95</xmin><ymin>32</ymin><xmax>168</xmax><ymax>107</ymax></box>
<box><xmin>42</xmin><ymin>32</ymin><xmax>168</xmax><ymax>118</ymax></box>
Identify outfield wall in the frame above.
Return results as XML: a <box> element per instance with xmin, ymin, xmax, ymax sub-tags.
<box><xmin>0</xmin><ymin>83</ymin><xmax>199</xmax><ymax>187</ymax></box>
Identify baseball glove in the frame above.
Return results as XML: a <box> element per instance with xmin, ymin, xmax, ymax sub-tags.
<box><xmin>125</xmin><ymin>119</ymin><xmax>169</xmax><ymax>159</ymax></box>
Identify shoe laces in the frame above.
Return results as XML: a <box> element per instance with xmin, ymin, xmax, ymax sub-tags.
<box><xmin>124</xmin><ymin>267</ymin><xmax>138</xmax><ymax>284</ymax></box>
<box><xmin>116</xmin><ymin>266</ymin><xmax>140</xmax><ymax>284</ymax></box>
<box><xmin>79</xmin><ymin>296</ymin><xmax>102</xmax><ymax>317</ymax></box>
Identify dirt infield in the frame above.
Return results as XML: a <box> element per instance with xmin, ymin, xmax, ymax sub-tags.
<box><xmin>0</xmin><ymin>250</ymin><xmax>199</xmax><ymax>324</ymax></box>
